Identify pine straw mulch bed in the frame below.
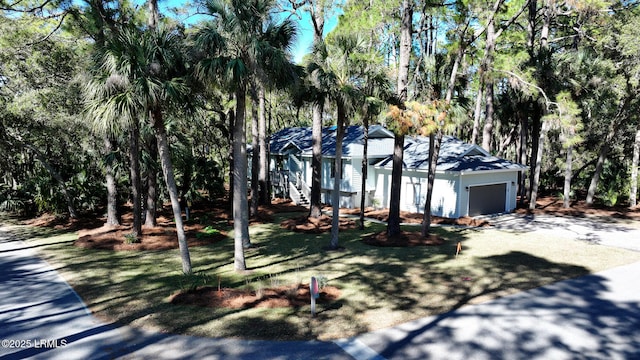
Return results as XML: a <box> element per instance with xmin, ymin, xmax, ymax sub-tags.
<box><xmin>170</xmin><ymin>283</ymin><xmax>341</xmax><ymax>309</ymax></box>
<box><xmin>26</xmin><ymin>198</ymin><xmax>308</xmax><ymax>252</ymax></box>
<box><xmin>515</xmin><ymin>196</ymin><xmax>640</xmax><ymax>220</ymax></box>
<box><xmin>280</xmin><ymin>206</ymin><xmax>490</xmax><ymax>247</ymax></box>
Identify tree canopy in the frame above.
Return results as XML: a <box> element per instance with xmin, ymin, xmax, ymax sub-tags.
<box><xmin>2</xmin><ymin>0</ymin><xmax>640</xmax><ymax>270</ymax></box>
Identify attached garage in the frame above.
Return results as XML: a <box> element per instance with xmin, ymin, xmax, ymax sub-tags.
<box><xmin>376</xmin><ymin>136</ymin><xmax>527</xmax><ymax>218</ymax></box>
<box><xmin>468</xmin><ymin>183</ymin><xmax>507</xmax><ymax>216</ymax></box>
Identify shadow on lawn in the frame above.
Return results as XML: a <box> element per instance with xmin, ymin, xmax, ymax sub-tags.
<box><xmin>3</xmin><ymin>212</ymin><xmax>637</xmax><ymax>350</ymax></box>
<box><xmin>362</xmin><ymin>262</ymin><xmax>640</xmax><ymax>360</ymax></box>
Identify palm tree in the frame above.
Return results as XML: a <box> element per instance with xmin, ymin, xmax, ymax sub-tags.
<box><xmin>194</xmin><ymin>0</ymin><xmax>298</xmax><ymax>271</ymax></box>
<box><xmin>85</xmin><ymin>27</ymin><xmax>144</xmax><ymax>238</ymax></box>
<box><xmin>308</xmin><ymin>34</ymin><xmax>368</xmax><ymax>249</ymax></box>
<box><xmin>86</xmin><ymin>25</ymin><xmax>194</xmax><ymax>274</ymax></box>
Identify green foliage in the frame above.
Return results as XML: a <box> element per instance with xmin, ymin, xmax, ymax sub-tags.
<box><xmin>123</xmin><ymin>232</ymin><xmax>140</xmax><ymax>244</ymax></box>
<box><xmin>0</xmin><ymin>184</ymin><xmax>31</xmax><ymax>215</ymax></box>
<box><xmin>196</xmin><ymin>226</ymin><xmax>220</xmax><ymax>239</ymax></box>
<box><xmin>315</xmin><ymin>274</ymin><xmax>329</xmax><ymax>290</ymax></box>
<box><xmin>177</xmin><ymin>271</ymin><xmax>212</xmax><ymax>292</ymax></box>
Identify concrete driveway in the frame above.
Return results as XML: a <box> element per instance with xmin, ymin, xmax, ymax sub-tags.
<box><xmin>482</xmin><ymin>213</ymin><xmax>640</xmax><ymax>252</ymax></box>
<box><xmin>1</xmin><ymin>212</ymin><xmax>640</xmax><ymax>359</ymax></box>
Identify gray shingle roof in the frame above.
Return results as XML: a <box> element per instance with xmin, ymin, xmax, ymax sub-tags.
<box><xmin>270</xmin><ymin>125</ymin><xmax>394</xmax><ymax>158</ymax></box>
<box><xmin>269</xmin><ymin>127</ymin><xmax>526</xmax><ymax>173</ymax></box>
<box><xmin>376</xmin><ymin>136</ymin><xmax>526</xmax><ymax>173</ymax></box>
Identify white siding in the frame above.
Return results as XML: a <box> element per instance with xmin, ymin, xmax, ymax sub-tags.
<box><xmin>350</xmin><ymin>156</ymin><xmax>363</xmax><ymax>193</ymax></box>
<box><xmin>321</xmin><ymin>158</ymin><xmax>333</xmax><ymax>189</ymax></box>
<box><xmin>399</xmin><ymin>171</ymin><xmax>459</xmax><ymax>217</ymax></box>
<box><xmin>320</xmin><ymin>157</ymin><xmax>356</xmax><ymax>192</ymax></box>
<box><xmin>366</xmin><ymin>163</ymin><xmax>377</xmax><ymax>191</ymax></box>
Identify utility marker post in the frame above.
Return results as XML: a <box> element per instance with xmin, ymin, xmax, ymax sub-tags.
<box><xmin>310</xmin><ymin>276</ymin><xmax>320</xmax><ymax>317</ymax></box>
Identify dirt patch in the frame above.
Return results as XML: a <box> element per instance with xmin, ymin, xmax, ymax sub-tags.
<box><xmin>169</xmin><ymin>284</ymin><xmax>341</xmax><ymax>309</ymax></box>
<box><xmin>363</xmin><ymin>230</ymin><xmax>446</xmax><ymax>247</ymax></box>
<box><xmin>75</xmin><ymin>221</ymin><xmax>227</xmax><ymax>251</ymax></box>
<box><xmin>280</xmin><ymin>215</ymin><xmax>357</xmax><ymax>233</ymax></box>
<box><xmin>28</xmin><ymin>198</ymin><xmax>308</xmax><ymax>252</ymax></box>
<box><xmin>24</xmin><ymin>213</ymin><xmax>105</xmax><ymax>231</ymax></box>
<box><xmin>516</xmin><ymin>196</ymin><xmax>640</xmax><ymax>220</ymax></box>
<box><xmin>28</xmin><ymin>195</ymin><xmax>639</xmax><ymax>252</ymax></box>
<box><xmin>339</xmin><ymin>207</ymin><xmax>490</xmax><ymax>227</ymax></box>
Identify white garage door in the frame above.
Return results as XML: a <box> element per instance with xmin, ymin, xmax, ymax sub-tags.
<box><xmin>469</xmin><ymin>183</ymin><xmax>507</xmax><ymax>216</ymax></box>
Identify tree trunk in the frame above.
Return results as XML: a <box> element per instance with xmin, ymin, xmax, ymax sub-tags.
<box><xmin>250</xmin><ymin>82</ymin><xmax>259</xmax><ymax>218</ymax></box>
<box><xmin>528</xmin><ymin>103</ymin><xmax>542</xmax><ymax>202</ymax></box>
<box><xmin>422</xmin><ymin>40</ymin><xmax>460</xmax><ymax>237</ymax></box>
<box><xmin>630</xmin><ymin>128</ymin><xmax>640</xmax><ymax>207</ymax></box>
<box><xmin>228</xmin><ymin>97</ymin><xmax>235</xmax><ymax>213</ymax></box>
<box><xmin>518</xmin><ymin>108</ymin><xmax>528</xmax><ymax>207</ymax></box>
<box><xmin>233</xmin><ymin>87</ymin><xmax>250</xmax><ymax>270</ymax></box>
<box><xmin>387</xmin><ymin>134</ymin><xmax>405</xmax><ymax>237</ymax></box>
<box><xmin>481</xmin><ymin>19</ymin><xmax>497</xmax><ymax>153</ymax></box>
<box><xmin>258</xmin><ymin>82</ymin><xmax>270</xmax><ymax>205</ymax></box>
<box><xmin>529</xmin><ymin>120</ymin><xmax>548</xmax><ymax>210</ymax></box>
<box><xmin>144</xmin><ymin>134</ymin><xmax>158</xmax><ymax>227</ymax></box>
<box><xmin>152</xmin><ymin>109</ymin><xmax>192</xmax><ymax>274</ymax></box>
<box><xmin>563</xmin><ymin>145</ymin><xmax>573</xmax><ymax>208</ymax></box>
<box><xmin>586</xmin><ymin>142</ymin><xmax>610</xmax><ymax>205</ymax></box>
<box><xmin>359</xmin><ymin>118</ymin><xmax>369</xmax><ymax>230</ymax></box>
<box><xmin>422</xmin><ymin>131</ymin><xmax>441</xmax><ymax>237</ymax></box>
<box><xmin>128</xmin><ymin>121</ymin><xmax>142</xmax><ymax>237</ymax></box>
<box><xmin>147</xmin><ymin>0</ymin><xmax>159</xmax><ymax>29</ymax></box>
<box><xmin>103</xmin><ymin>134</ymin><xmax>120</xmax><ymax>226</ymax></box>
<box><xmin>397</xmin><ymin>0</ymin><xmax>412</xmax><ymax>102</ymax></box>
<box><xmin>308</xmin><ymin>2</ymin><xmax>325</xmax><ymax>220</ymax></box>
<box><xmin>472</xmin><ymin>75</ymin><xmax>484</xmax><ymax>145</ymax></box>
<box><xmin>179</xmin><ymin>153</ymin><xmax>193</xmax><ymax>221</ymax></box>
<box><xmin>482</xmin><ymin>82</ymin><xmax>495</xmax><ymax>152</ymax></box>
<box><xmin>387</xmin><ymin>0</ymin><xmax>412</xmax><ymax>237</ymax></box>
<box><xmin>329</xmin><ymin>105</ymin><xmax>345</xmax><ymax>249</ymax></box>
<box><xmin>309</xmin><ymin>99</ymin><xmax>324</xmax><ymax>219</ymax></box>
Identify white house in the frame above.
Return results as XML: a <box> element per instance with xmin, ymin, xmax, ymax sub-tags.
<box><xmin>267</xmin><ymin>125</ymin><xmax>527</xmax><ymax>218</ymax></box>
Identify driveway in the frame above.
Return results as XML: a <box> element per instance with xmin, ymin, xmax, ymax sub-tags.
<box><xmin>482</xmin><ymin>213</ymin><xmax>640</xmax><ymax>252</ymax></box>
<box><xmin>1</xmin><ymin>213</ymin><xmax>640</xmax><ymax>359</ymax></box>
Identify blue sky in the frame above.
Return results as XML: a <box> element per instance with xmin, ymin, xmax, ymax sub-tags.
<box><xmin>155</xmin><ymin>0</ymin><xmax>339</xmax><ymax>63</ymax></box>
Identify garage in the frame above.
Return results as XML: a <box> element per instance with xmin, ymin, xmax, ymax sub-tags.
<box><xmin>468</xmin><ymin>183</ymin><xmax>507</xmax><ymax>216</ymax></box>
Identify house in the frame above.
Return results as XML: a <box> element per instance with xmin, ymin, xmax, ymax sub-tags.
<box><xmin>267</xmin><ymin>125</ymin><xmax>527</xmax><ymax>218</ymax></box>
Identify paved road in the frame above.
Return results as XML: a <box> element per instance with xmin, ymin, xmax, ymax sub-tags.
<box><xmin>1</xmin><ymin>214</ymin><xmax>640</xmax><ymax>359</ymax></box>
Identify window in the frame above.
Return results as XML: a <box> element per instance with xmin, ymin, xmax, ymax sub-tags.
<box><xmin>330</xmin><ymin>159</ymin><xmax>346</xmax><ymax>179</ymax></box>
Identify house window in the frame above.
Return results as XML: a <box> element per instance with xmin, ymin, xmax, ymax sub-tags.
<box><xmin>330</xmin><ymin>159</ymin><xmax>346</xmax><ymax>179</ymax></box>
<box><xmin>330</xmin><ymin>159</ymin><xmax>336</xmax><ymax>178</ymax></box>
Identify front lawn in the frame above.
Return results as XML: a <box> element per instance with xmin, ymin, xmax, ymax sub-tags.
<box><xmin>3</xmin><ymin>211</ymin><xmax>640</xmax><ymax>341</ymax></box>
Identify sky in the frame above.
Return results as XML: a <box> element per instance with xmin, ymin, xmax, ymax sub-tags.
<box><xmin>155</xmin><ymin>0</ymin><xmax>340</xmax><ymax>64</ymax></box>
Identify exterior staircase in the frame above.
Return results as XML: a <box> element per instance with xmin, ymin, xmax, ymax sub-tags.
<box><xmin>298</xmin><ymin>191</ymin><xmax>309</xmax><ymax>207</ymax></box>
<box><xmin>289</xmin><ymin>181</ymin><xmax>310</xmax><ymax>207</ymax></box>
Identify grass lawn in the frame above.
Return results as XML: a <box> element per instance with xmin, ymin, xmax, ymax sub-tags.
<box><xmin>3</xmin><ymin>211</ymin><xmax>640</xmax><ymax>341</ymax></box>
